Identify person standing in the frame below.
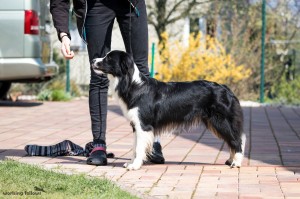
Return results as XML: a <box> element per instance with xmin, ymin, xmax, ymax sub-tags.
<box><xmin>49</xmin><ymin>0</ymin><xmax>165</xmax><ymax>165</ymax></box>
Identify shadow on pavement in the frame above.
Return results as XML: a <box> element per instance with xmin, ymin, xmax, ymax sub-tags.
<box><xmin>0</xmin><ymin>100</ymin><xmax>43</xmax><ymax>107</ymax></box>
<box><xmin>106</xmin><ymin>104</ymin><xmax>300</xmax><ymax>173</ymax></box>
<box><xmin>2</xmin><ymin>102</ymin><xmax>299</xmax><ymax>174</ymax></box>
<box><xmin>108</xmin><ymin>104</ymin><xmax>123</xmax><ymax>116</ymax></box>
<box><xmin>0</xmin><ymin>149</ymin><xmax>120</xmax><ymax>165</ymax></box>
<box><xmin>0</xmin><ymin>149</ymin><xmax>87</xmax><ymax>164</ymax></box>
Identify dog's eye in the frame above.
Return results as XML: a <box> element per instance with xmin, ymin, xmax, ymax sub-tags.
<box><xmin>107</xmin><ymin>56</ymin><xmax>111</xmax><ymax>61</ymax></box>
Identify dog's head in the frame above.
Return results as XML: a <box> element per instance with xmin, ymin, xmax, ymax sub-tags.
<box><xmin>91</xmin><ymin>50</ymin><xmax>135</xmax><ymax>77</ymax></box>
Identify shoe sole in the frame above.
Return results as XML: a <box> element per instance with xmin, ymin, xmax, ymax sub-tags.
<box><xmin>86</xmin><ymin>158</ymin><xmax>107</xmax><ymax>166</ymax></box>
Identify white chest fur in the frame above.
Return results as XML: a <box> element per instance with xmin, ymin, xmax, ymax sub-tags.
<box><xmin>107</xmin><ymin>74</ymin><xmax>130</xmax><ymax>119</ymax></box>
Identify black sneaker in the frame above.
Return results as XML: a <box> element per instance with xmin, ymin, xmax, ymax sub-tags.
<box><xmin>85</xmin><ymin>141</ymin><xmax>115</xmax><ymax>159</ymax></box>
<box><xmin>147</xmin><ymin>142</ymin><xmax>165</xmax><ymax>164</ymax></box>
<box><xmin>86</xmin><ymin>141</ymin><xmax>107</xmax><ymax>166</ymax></box>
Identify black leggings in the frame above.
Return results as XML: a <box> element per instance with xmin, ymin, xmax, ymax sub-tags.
<box><xmin>84</xmin><ymin>0</ymin><xmax>149</xmax><ymax>143</ymax></box>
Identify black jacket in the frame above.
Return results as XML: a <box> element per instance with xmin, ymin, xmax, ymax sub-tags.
<box><xmin>50</xmin><ymin>0</ymin><xmax>87</xmax><ymax>42</ymax></box>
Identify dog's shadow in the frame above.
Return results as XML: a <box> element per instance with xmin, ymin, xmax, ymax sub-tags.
<box><xmin>109</xmin><ymin>157</ymin><xmax>222</xmax><ymax>168</ymax></box>
<box><xmin>108</xmin><ymin>104</ymin><xmax>123</xmax><ymax>116</ymax></box>
<box><xmin>107</xmin><ymin>104</ymin><xmax>300</xmax><ymax>173</ymax></box>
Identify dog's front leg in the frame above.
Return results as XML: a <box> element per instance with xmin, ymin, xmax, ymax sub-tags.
<box><xmin>123</xmin><ymin>122</ymin><xmax>137</xmax><ymax>168</ymax></box>
<box><xmin>125</xmin><ymin>126</ymin><xmax>154</xmax><ymax>170</ymax></box>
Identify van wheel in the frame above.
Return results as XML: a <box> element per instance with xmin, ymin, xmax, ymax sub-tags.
<box><xmin>0</xmin><ymin>82</ymin><xmax>11</xmax><ymax>100</ymax></box>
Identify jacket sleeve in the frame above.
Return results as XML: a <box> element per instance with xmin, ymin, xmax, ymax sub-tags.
<box><xmin>50</xmin><ymin>0</ymin><xmax>71</xmax><ymax>42</ymax></box>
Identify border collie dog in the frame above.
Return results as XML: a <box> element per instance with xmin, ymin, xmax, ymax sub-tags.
<box><xmin>92</xmin><ymin>50</ymin><xmax>246</xmax><ymax>170</ymax></box>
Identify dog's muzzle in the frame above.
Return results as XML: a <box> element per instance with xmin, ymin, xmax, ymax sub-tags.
<box><xmin>91</xmin><ymin>59</ymin><xmax>97</xmax><ymax>66</ymax></box>
<box><xmin>91</xmin><ymin>58</ymin><xmax>104</xmax><ymax>75</ymax></box>
<box><xmin>91</xmin><ymin>58</ymin><xmax>103</xmax><ymax>67</ymax></box>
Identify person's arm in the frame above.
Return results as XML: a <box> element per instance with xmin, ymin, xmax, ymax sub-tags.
<box><xmin>50</xmin><ymin>0</ymin><xmax>74</xmax><ymax>59</ymax></box>
<box><xmin>60</xmin><ymin>32</ymin><xmax>74</xmax><ymax>59</ymax></box>
<box><xmin>50</xmin><ymin>0</ymin><xmax>71</xmax><ymax>41</ymax></box>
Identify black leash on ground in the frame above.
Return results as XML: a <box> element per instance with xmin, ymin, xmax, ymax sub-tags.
<box><xmin>25</xmin><ymin>140</ymin><xmax>115</xmax><ymax>158</ymax></box>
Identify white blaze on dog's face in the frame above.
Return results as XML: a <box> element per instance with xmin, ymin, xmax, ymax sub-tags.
<box><xmin>91</xmin><ymin>51</ymin><xmax>134</xmax><ymax>77</ymax></box>
<box><xmin>91</xmin><ymin>50</ymin><xmax>144</xmax><ymax>98</ymax></box>
<box><xmin>91</xmin><ymin>57</ymin><xmax>105</xmax><ymax>75</ymax></box>
<box><xmin>91</xmin><ymin>50</ymin><xmax>143</xmax><ymax>85</ymax></box>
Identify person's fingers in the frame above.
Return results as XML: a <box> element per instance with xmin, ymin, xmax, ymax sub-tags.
<box><xmin>61</xmin><ymin>38</ymin><xmax>74</xmax><ymax>59</ymax></box>
<box><xmin>61</xmin><ymin>49</ymin><xmax>74</xmax><ymax>59</ymax></box>
<box><xmin>61</xmin><ymin>45</ymin><xmax>69</xmax><ymax>58</ymax></box>
<box><xmin>68</xmin><ymin>51</ymin><xmax>75</xmax><ymax>58</ymax></box>
<box><xmin>61</xmin><ymin>48</ymin><xmax>74</xmax><ymax>59</ymax></box>
<box><xmin>64</xmin><ymin>40</ymin><xmax>71</xmax><ymax>55</ymax></box>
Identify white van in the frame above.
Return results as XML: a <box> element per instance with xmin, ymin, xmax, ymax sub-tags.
<box><xmin>0</xmin><ymin>0</ymin><xmax>58</xmax><ymax>99</ymax></box>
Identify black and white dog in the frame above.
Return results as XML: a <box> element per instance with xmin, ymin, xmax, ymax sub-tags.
<box><xmin>92</xmin><ymin>50</ymin><xmax>246</xmax><ymax>170</ymax></box>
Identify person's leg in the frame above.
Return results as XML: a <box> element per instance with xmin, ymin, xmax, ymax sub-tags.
<box><xmin>116</xmin><ymin>0</ymin><xmax>165</xmax><ymax>164</ymax></box>
<box><xmin>84</xmin><ymin>0</ymin><xmax>115</xmax><ymax>165</ymax></box>
<box><xmin>116</xmin><ymin>0</ymin><xmax>149</xmax><ymax>76</ymax></box>
<box><xmin>148</xmin><ymin>137</ymin><xmax>165</xmax><ymax>164</ymax></box>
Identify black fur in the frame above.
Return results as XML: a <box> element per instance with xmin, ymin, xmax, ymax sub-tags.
<box><xmin>92</xmin><ymin>50</ymin><xmax>245</xmax><ymax>167</ymax></box>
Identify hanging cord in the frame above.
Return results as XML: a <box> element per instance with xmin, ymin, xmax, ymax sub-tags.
<box><xmin>127</xmin><ymin>0</ymin><xmax>140</xmax><ymax>17</ymax></box>
<box><xmin>127</xmin><ymin>0</ymin><xmax>140</xmax><ymax>56</ymax></box>
<box><xmin>129</xmin><ymin>1</ymin><xmax>132</xmax><ymax>55</ymax></box>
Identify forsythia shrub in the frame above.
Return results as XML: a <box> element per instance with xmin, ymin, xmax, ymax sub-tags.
<box><xmin>155</xmin><ymin>32</ymin><xmax>251</xmax><ymax>86</ymax></box>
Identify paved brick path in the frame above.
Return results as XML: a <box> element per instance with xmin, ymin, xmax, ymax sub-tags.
<box><xmin>0</xmin><ymin>99</ymin><xmax>299</xmax><ymax>198</ymax></box>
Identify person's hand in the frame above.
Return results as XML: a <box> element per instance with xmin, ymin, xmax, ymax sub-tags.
<box><xmin>60</xmin><ymin>33</ymin><xmax>74</xmax><ymax>59</ymax></box>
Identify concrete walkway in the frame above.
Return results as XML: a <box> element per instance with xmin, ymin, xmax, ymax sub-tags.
<box><xmin>0</xmin><ymin>99</ymin><xmax>299</xmax><ymax>199</ymax></box>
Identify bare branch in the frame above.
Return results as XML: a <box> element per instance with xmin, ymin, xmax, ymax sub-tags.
<box><xmin>165</xmin><ymin>1</ymin><xmax>186</xmax><ymax>22</ymax></box>
<box><xmin>166</xmin><ymin>0</ymin><xmax>197</xmax><ymax>25</ymax></box>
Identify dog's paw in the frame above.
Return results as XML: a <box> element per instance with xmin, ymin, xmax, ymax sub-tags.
<box><xmin>229</xmin><ymin>153</ymin><xmax>243</xmax><ymax>168</ymax></box>
<box><xmin>125</xmin><ymin>163</ymin><xmax>142</xmax><ymax>171</ymax></box>
<box><xmin>123</xmin><ymin>162</ymin><xmax>129</xmax><ymax>168</ymax></box>
<box><xmin>230</xmin><ymin>160</ymin><xmax>241</xmax><ymax>168</ymax></box>
<box><xmin>225</xmin><ymin>159</ymin><xmax>233</xmax><ymax>166</ymax></box>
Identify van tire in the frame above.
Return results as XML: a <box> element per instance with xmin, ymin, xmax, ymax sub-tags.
<box><xmin>0</xmin><ymin>82</ymin><xmax>11</xmax><ymax>100</ymax></box>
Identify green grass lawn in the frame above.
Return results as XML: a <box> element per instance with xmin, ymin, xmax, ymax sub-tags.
<box><xmin>0</xmin><ymin>160</ymin><xmax>139</xmax><ymax>199</ymax></box>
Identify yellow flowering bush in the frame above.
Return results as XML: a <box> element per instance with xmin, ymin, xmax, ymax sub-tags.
<box><xmin>155</xmin><ymin>32</ymin><xmax>251</xmax><ymax>87</ymax></box>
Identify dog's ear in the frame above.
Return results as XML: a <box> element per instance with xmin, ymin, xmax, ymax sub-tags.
<box><xmin>120</xmin><ymin>53</ymin><xmax>134</xmax><ymax>75</ymax></box>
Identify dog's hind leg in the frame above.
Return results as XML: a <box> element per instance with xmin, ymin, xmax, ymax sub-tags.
<box><xmin>230</xmin><ymin>133</ymin><xmax>246</xmax><ymax>168</ymax></box>
<box><xmin>224</xmin><ymin>133</ymin><xmax>246</xmax><ymax>167</ymax></box>
<box><xmin>225</xmin><ymin>148</ymin><xmax>235</xmax><ymax>166</ymax></box>
<box><xmin>208</xmin><ymin>117</ymin><xmax>246</xmax><ymax>168</ymax></box>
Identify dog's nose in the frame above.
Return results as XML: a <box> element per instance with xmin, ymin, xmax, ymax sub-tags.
<box><xmin>91</xmin><ymin>59</ymin><xmax>96</xmax><ymax>66</ymax></box>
